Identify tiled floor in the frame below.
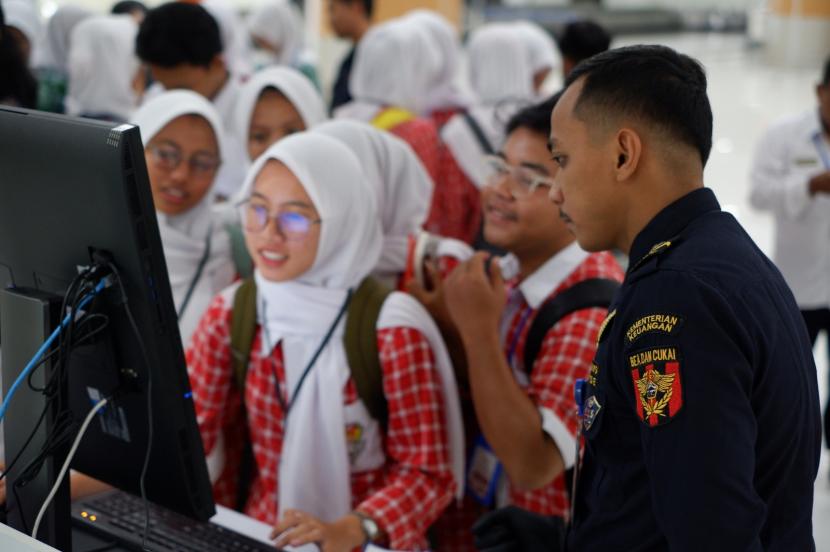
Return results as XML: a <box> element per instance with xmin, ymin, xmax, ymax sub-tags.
<box><xmin>610</xmin><ymin>31</ymin><xmax>830</xmax><ymax>548</ymax></box>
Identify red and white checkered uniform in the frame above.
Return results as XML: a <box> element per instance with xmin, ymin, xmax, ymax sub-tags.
<box><xmin>385</xmin><ymin>116</ymin><xmax>482</xmax><ymax>245</ymax></box>
<box><xmin>186</xmin><ymin>289</ymin><xmax>455</xmax><ymax>550</ymax></box>
<box><xmin>433</xmin><ymin>251</ymin><xmax>623</xmax><ymax>551</ymax></box>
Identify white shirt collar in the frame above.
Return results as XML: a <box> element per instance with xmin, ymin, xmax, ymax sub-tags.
<box><xmin>518</xmin><ymin>241</ymin><xmax>590</xmax><ymax>309</ymax></box>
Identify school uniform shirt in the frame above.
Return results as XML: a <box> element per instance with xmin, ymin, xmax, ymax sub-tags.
<box><xmin>187</xmin><ymin>133</ymin><xmax>464</xmax><ymax>550</ymax></box>
<box><xmin>187</xmin><ymin>288</ymin><xmax>454</xmax><ymax>549</ymax></box>
<box><xmin>434</xmin><ymin>246</ymin><xmax>624</xmax><ymax>551</ymax></box>
<box><xmin>749</xmin><ymin>109</ymin><xmax>830</xmax><ymax>309</ymax></box>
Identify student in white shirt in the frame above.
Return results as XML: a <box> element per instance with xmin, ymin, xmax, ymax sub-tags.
<box><xmin>131</xmin><ymin>90</ymin><xmax>236</xmax><ymax>346</ymax></box>
<box><xmin>749</xmin><ymin>56</ymin><xmax>830</xmax><ymax>456</ymax></box>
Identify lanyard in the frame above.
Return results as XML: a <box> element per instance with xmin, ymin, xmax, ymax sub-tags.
<box><xmin>262</xmin><ymin>290</ymin><xmax>353</xmax><ymax>416</ymax></box>
<box><xmin>177</xmin><ymin>223</ymin><xmax>213</xmax><ymax>320</ymax></box>
<box><xmin>506</xmin><ymin>304</ymin><xmax>533</xmax><ymax>370</ymax></box>
<box><xmin>811</xmin><ymin>132</ymin><xmax>830</xmax><ymax>171</ymax></box>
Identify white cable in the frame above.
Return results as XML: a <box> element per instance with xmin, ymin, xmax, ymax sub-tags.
<box><xmin>31</xmin><ymin>397</ymin><xmax>109</xmax><ymax>540</ymax></box>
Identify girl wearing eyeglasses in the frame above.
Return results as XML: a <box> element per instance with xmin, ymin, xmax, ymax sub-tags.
<box><xmin>186</xmin><ymin>132</ymin><xmax>464</xmax><ymax>551</ymax></box>
<box><xmin>131</xmin><ymin>90</ymin><xmax>237</xmax><ymax>346</ymax></box>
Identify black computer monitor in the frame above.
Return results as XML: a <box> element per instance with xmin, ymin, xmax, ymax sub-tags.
<box><xmin>0</xmin><ymin>107</ymin><xmax>215</xmax><ymax>532</ymax></box>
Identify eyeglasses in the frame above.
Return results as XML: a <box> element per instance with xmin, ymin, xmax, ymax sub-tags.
<box><xmin>147</xmin><ymin>144</ymin><xmax>221</xmax><ymax>175</ymax></box>
<box><xmin>483</xmin><ymin>155</ymin><xmax>554</xmax><ymax>199</ymax></box>
<box><xmin>237</xmin><ymin>199</ymin><xmax>321</xmax><ymax>240</ymax></box>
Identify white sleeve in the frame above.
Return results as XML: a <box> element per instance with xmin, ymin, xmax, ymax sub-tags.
<box><xmin>748</xmin><ymin>125</ymin><xmax>814</xmax><ymax>220</ymax></box>
<box><xmin>539</xmin><ymin>406</ymin><xmax>576</xmax><ymax>470</ymax></box>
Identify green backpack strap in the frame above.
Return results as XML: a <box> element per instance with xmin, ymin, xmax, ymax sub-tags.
<box><xmin>344</xmin><ymin>277</ymin><xmax>392</xmax><ymax>430</ymax></box>
<box><xmin>226</xmin><ymin>223</ymin><xmax>254</xmax><ymax>280</ymax></box>
<box><xmin>230</xmin><ymin>278</ymin><xmax>258</xmax><ymax>394</ymax></box>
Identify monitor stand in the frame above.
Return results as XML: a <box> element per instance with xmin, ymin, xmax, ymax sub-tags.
<box><xmin>1</xmin><ymin>288</ymin><xmax>71</xmax><ymax>551</ymax></box>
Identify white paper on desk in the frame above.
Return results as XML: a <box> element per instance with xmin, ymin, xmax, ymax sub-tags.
<box><xmin>210</xmin><ymin>506</ymin><xmax>317</xmax><ymax>551</ymax></box>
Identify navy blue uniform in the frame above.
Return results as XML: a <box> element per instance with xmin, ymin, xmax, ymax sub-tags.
<box><xmin>568</xmin><ymin>188</ymin><xmax>820</xmax><ymax>551</ymax></box>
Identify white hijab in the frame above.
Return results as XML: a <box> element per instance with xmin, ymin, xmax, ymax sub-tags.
<box><xmin>314</xmin><ymin>120</ymin><xmax>433</xmax><ymax>282</ymax></box>
<box><xmin>512</xmin><ymin>21</ymin><xmax>560</xmax><ymax>80</ymax></box>
<box><xmin>234</xmin><ymin>66</ymin><xmax>327</xmax><ymax>165</ymax></box>
<box><xmin>202</xmin><ymin>0</ymin><xmax>252</xmax><ymax>78</ymax></box>
<box><xmin>247</xmin><ymin>0</ymin><xmax>304</xmax><ymax>66</ymax></box>
<box><xmin>404</xmin><ymin>9</ymin><xmax>472</xmax><ymax>115</ymax></box>
<box><xmin>33</xmin><ymin>4</ymin><xmax>92</xmax><ymax>73</ymax></box>
<box><xmin>66</xmin><ymin>15</ymin><xmax>139</xmax><ymax>121</ymax></box>
<box><xmin>336</xmin><ymin>18</ymin><xmax>441</xmax><ymax>122</ymax></box>
<box><xmin>441</xmin><ymin>24</ymin><xmax>535</xmax><ymax>189</ymax></box>
<box><xmin>237</xmin><ymin>132</ymin><xmax>463</xmax><ymax>521</ymax></box>
<box><xmin>131</xmin><ymin>90</ymin><xmax>235</xmax><ymax>345</ymax></box>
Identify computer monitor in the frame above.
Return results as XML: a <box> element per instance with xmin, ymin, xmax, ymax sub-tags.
<box><xmin>0</xmin><ymin>107</ymin><xmax>216</xmax><ymax>537</ymax></box>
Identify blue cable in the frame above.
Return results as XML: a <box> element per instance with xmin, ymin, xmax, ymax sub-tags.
<box><xmin>0</xmin><ymin>277</ymin><xmax>110</xmax><ymax>423</ymax></box>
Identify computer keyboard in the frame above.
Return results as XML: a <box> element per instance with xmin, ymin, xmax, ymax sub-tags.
<box><xmin>71</xmin><ymin>489</ymin><xmax>284</xmax><ymax>552</ymax></box>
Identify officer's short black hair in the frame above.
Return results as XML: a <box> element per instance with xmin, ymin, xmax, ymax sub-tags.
<box><xmin>136</xmin><ymin>2</ymin><xmax>222</xmax><ymax>68</ymax></box>
<box><xmin>557</xmin><ymin>20</ymin><xmax>611</xmax><ymax>64</ymax></box>
<box><xmin>111</xmin><ymin>0</ymin><xmax>147</xmax><ymax>17</ymax></box>
<box><xmin>565</xmin><ymin>45</ymin><xmax>713</xmax><ymax>167</ymax></box>
<box><xmin>822</xmin><ymin>56</ymin><xmax>830</xmax><ymax>86</ymax></box>
<box><xmin>506</xmin><ymin>92</ymin><xmax>563</xmax><ymax>139</ymax></box>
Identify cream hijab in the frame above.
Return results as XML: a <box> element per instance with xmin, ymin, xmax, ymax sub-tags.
<box><xmin>236</xmin><ymin>132</ymin><xmax>464</xmax><ymax>522</ymax></box>
<box><xmin>233</xmin><ymin>66</ymin><xmax>327</xmax><ymax>165</ymax></box>
<box><xmin>314</xmin><ymin>120</ymin><xmax>433</xmax><ymax>283</ymax></box>
<box><xmin>131</xmin><ymin>90</ymin><xmax>235</xmax><ymax>345</ymax></box>
<box><xmin>66</xmin><ymin>15</ymin><xmax>139</xmax><ymax>121</ymax></box>
<box><xmin>247</xmin><ymin>0</ymin><xmax>304</xmax><ymax>66</ymax></box>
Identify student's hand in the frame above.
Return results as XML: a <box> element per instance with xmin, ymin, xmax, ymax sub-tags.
<box><xmin>407</xmin><ymin>258</ymin><xmax>455</xmax><ymax>333</ymax></box>
<box><xmin>444</xmin><ymin>253</ymin><xmax>507</xmax><ymax>343</ymax></box>
<box><xmin>808</xmin><ymin>171</ymin><xmax>830</xmax><ymax>196</ymax></box>
<box><xmin>271</xmin><ymin>510</ymin><xmax>365</xmax><ymax>552</ymax></box>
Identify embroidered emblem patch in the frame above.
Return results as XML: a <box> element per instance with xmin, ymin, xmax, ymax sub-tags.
<box><xmin>596</xmin><ymin>309</ymin><xmax>616</xmax><ymax>345</ymax></box>
<box><xmin>629</xmin><ymin>346</ymin><xmax>683</xmax><ymax>427</ymax></box>
<box><xmin>583</xmin><ymin>395</ymin><xmax>602</xmax><ymax>431</ymax></box>
<box><xmin>346</xmin><ymin>423</ymin><xmax>365</xmax><ymax>463</ymax></box>
<box><xmin>625</xmin><ymin>313</ymin><xmax>684</xmax><ymax>344</ymax></box>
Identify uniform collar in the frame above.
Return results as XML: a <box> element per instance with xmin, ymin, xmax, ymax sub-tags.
<box><xmin>627</xmin><ymin>187</ymin><xmax>720</xmax><ymax>272</ymax></box>
<box><xmin>519</xmin><ymin>241</ymin><xmax>589</xmax><ymax>309</ymax></box>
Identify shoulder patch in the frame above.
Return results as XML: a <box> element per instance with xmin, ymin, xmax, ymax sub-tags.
<box><xmin>629</xmin><ymin>346</ymin><xmax>683</xmax><ymax>427</ymax></box>
<box><xmin>625</xmin><ymin>313</ymin><xmax>684</xmax><ymax>344</ymax></box>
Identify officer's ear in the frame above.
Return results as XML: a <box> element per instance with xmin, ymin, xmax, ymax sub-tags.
<box><xmin>613</xmin><ymin>128</ymin><xmax>641</xmax><ymax>182</ymax></box>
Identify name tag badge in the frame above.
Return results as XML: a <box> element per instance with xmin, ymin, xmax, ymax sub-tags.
<box><xmin>466</xmin><ymin>435</ymin><xmax>502</xmax><ymax>507</ymax></box>
<box><xmin>793</xmin><ymin>157</ymin><xmax>820</xmax><ymax>167</ymax></box>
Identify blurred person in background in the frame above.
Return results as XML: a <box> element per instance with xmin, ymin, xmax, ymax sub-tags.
<box><xmin>1</xmin><ymin>0</ymin><xmax>40</xmax><ymax>65</ymax></box>
<box><xmin>65</xmin><ymin>15</ymin><xmax>140</xmax><ymax>123</ymax></box>
<box><xmin>749</xmin><ymin>55</ymin><xmax>830</xmax><ymax>470</ymax></box>
<box><xmin>32</xmin><ymin>4</ymin><xmax>92</xmax><ymax>113</ymax></box>
<box><xmin>328</xmin><ymin>0</ymin><xmax>372</xmax><ymax>114</ymax></box>
<box><xmin>136</xmin><ymin>1</ymin><xmax>246</xmax><ymax>199</ymax></box>
<box><xmin>0</xmin><ymin>2</ymin><xmax>37</xmax><ymax>108</ymax></box>
<box><xmin>556</xmin><ymin>19</ymin><xmax>611</xmax><ymax>78</ymax></box>
<box><xmin>247</xmin><ymin>0</ymin><xmax>319</xmax><ymax>87</ymax></box>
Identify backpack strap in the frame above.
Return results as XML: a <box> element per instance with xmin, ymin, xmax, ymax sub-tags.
<box><xmin>522</xmin><ymin>278</ymin><xmax>620</xmax><ymax>375</ymax></box>
<box><xmin>225</xmin><ymin>223</ymin><xmax>254</xmax><ymax>280</ymax></box>
<box><xmin>230</xmin><ymin>278</ymin><xmax>258</xmax><ymax>393</ymax></box>
<box><xmin>344</xmin><ymin>277</ymin><xmax>392</xmax><ymax>429</ymax></box>
<box><xmin>461</xmin><ymin>111</ymin><xmax>495</xmax><ymax>155</ymax></box>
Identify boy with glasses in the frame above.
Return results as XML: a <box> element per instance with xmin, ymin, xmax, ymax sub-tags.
<box><xmin>420</xmin><ymin>94</ymin><xmax>623</xmax><ymax>550</ymax></box>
